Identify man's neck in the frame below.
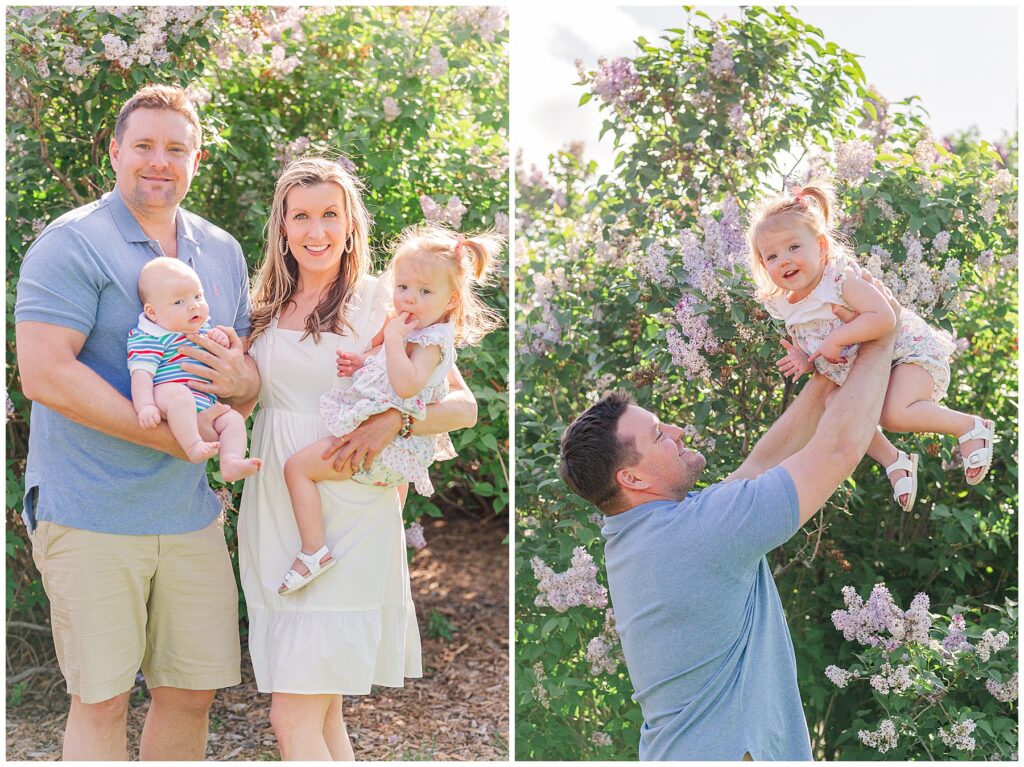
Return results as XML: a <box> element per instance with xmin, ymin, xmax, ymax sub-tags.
<box><xmin>119</xmin><ymin>192</ymin><xmax>179</xmax><ymax>249</ymax></box>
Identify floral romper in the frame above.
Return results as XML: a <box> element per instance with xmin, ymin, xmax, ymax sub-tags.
<box><xmin>319</xmin><ymin>321</ymin><xmax>457</xmax><ymax>495</ymax></box>
<box><xmin>765</xmin><ymin>259</ymin><xmax>957</xmax><ymax>400</ymax></box>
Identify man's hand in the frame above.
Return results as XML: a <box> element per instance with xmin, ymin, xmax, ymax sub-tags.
<box><xmin>179</xmin><ymin>325</ymin><xmax>257</xmax><ymax>402</ymax></box>
<box><xmin>206</xmin><ymin>326</ymin><xmax>230</xmax><ymax>348</ymax></box>
<box><xmin>336</xmin><ymin>350</ymin><xmax>367</xmax><ymax>377</ymax></box>
<box><xmin>808</xmin><ymin>332</ymin><xmax>848</xmax><ymax>365</ymax></box>
<box><xmin>137</xmin><ymin>404</ymin><xmax>162</xmax><ymax>428</ymax></box>
<box><xmin>776</xmin><ymin>338</ymin><xmax>814</xmax><ymax>379</ymax></box>
<box><xmin>320</xmin><ymin>409</ymin><xmax>403</xmax><ymax>473</ymax></box>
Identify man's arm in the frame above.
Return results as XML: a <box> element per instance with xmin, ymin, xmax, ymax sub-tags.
<box><xmin>782</xmin><ymin>325</ymin><xmax>897</xmax><ymax>526</ymax></box>
<box><xmin>724</xmin><ymin>373</ymin><xmax>834</xmax><ymax>482</ymax></box>
<box><xmin>16</xmin><ymin>321</ymin><xmax>188</xmax><ymax>459</ymax></box>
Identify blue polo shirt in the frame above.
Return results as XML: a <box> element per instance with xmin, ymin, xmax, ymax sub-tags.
<box><xmin>14</xmin><ymin>187</ymin><xmax>252</xmax><ymax>535</ymax></box>
<box><xmin>602</xmin><ymin>466</ymin><xmax>813</xmax><ymax>761</ymax></box>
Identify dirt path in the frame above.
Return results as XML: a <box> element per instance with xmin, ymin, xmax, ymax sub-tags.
<box><xmin>5</xmin><ymin>513</ymin><xmax>509</xmax><ymax>761</ymax></box>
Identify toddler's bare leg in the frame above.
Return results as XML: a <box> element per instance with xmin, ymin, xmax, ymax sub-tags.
<box><xmin>154</xmin><ymin>383</ymin><xmax>219</xmax><ymax>462</ymax></box>
<box><xmin>214</xmin><ymin>409</ymin><xmax>262</xmax><ymax>482</ymax></box>
<box><xmin>879</xmin><ymin>364</ymin><xmax>983</xmax><ymax>479</ymax></box>
<box><xmin>281</xmin><ymin>437</ymin><xmax>355</xmax><ymax>590</ymax></box>
<box><xmin>864</xmin><ymin>428</ymin><xmax>910</xmax><ymax>506</ymax></box>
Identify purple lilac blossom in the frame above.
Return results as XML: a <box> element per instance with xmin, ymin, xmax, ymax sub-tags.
<box><xmin>985</xmin><ymin>673</ymin><xmax>1018</xmax><ymax>703</ymax></box>
<box><xmin>938</xmin><ymin>720</ymin><xmax>977</xmax><ymax>752</ymax></box>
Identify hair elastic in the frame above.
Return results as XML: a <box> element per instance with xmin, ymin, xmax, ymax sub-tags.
<box><xmin>790</xmin><ymin>185</ymin><xmax>806</xmax><ymax>204</ymax></box>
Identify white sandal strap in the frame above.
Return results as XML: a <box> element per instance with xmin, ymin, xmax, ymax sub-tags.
<box><xmin>963</xmin><ymin>449</ymin><xmax>992</xmax><ymax>469</ymax></box>
<box><xmin>891</xmin><ymin>475</ymin><xmax>915</xmax><ymax>498</ymax></box>
<box><xmin>885</xmin><ymin>451</ymin><xmax>913</xmax><ymax>477</ymax></box>
<box><xmin>295</xmin><ymin>545</ymin><xmax>331</xmax><ymax>572</ymax></box>
<box><xmin>958</xmin><ymin>417</ymin><xmax>990</xmax><ymax>445</ymax></box>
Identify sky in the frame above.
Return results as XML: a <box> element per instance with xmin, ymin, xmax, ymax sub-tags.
<box><xmin>512</xmin><ymin>5</ymin><xmax>1019</xmax><ymax>173</ymax></box>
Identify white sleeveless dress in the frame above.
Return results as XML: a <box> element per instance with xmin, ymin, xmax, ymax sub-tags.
<box><xmin>239</xmin><ymin>275</ymin><xmax>422</xmax><ymax>694</ymax></box>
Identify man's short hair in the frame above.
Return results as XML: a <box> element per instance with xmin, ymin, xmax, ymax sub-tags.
<box><xmin>114</xmin><ymin>84</ymin><xmax>202</xmax><ymax>150</ymax></box>
<box><xmin>560</xmin><ymin>391</ymin><xmax>639</xmax><ymax>513</ymax></box>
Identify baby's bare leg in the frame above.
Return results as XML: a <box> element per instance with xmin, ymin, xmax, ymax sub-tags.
<box><xmin>213</xmin><ymin>409</ymin><xmax>262</xmax><ymax>482</ymax></box>
<box><xmin>154</xmin><ymin>383</ymin><xmax>219</xmax><ymax>462</ymax></box>
<box><xmin>281</xmin><ymin>438</ymin><xmax>354</xmax><ymax>587</ymax></box>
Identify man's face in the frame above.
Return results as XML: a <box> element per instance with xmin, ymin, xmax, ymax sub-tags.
<box><xmin>110</xmin><ymin>108</ymin><xmax>200</xmax><ymax>218</ymax></box>
<box><xmin>615</xmin><ymin>405</ymin><xmax>706</xmax><ymax>500</ymax></box>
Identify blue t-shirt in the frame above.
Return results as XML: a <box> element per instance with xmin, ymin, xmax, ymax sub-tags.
<box><xmin>602</xmin><ymin>466</ymin><xmax>813</xmax><ymax>761</ymax></box>
<box><xmin>14</xmin><ymin>187</ymin><xmax>252</xmax><ymax>535</ymax></box>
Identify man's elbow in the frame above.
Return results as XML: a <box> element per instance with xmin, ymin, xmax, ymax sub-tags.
<box><xmin>813</xmin><ymin>433</ymin><xmax>865</xmax><ymax>475</ymax></box>
<box><xmin>19</xmin><ymin>368</ymin><xmax>50</xmax><ymax>405</ymax></box>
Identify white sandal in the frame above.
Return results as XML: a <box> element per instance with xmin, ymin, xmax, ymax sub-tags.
<box><xmin>885</xmin><ymin>450</ymin><xmax>918</xmax><ymax>513</ymax></box>
<box><xmin>279</xmin><ymin>545</ymin><xmax>337</xmax><ymax>595</ymax></box>
<box><xmin>958</xmin><ymin>417</ymin><xmax>995</xmax><ymax>486</ymax></box>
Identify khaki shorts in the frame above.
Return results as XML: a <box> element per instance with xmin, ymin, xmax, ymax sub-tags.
<box><xmin>30</xmin><ymin>516</ymin><xmax>241</xmax><ymax>704</ymax></box>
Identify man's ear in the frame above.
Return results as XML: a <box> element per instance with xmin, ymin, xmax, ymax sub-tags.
<box><xmin>616</xmin><ymin>465</ymin><xmax>648</xmax><ymax>492</ymax></box>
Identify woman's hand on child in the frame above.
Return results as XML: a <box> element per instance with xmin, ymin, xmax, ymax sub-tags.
<box><xmin>384</xmin><ymin>312</ymin><xmax>418</xmax><ymax>343</ymax></box>
<box><xmin>336</xmin><ymin>351</ymin><xmax>366</xmax><ymax>377</ymax></box>
<box><xmin>137</xmin><ymin>404</ymin><xmax>161</xmax><ymax>428</ymax></box>
<box><xmin>776</xmin><ymin>338</ymin><xmax>814</xmax><ymax>379</ymax></box>
<box><xmin>807</xmin><ymin>333</ymin><xmax>848</xmax><ymax>365</ymax></box>
<box><xmin>320</xmin><ymin>409</ymin><xmax>403</xmax><ymax>473</ymax></box>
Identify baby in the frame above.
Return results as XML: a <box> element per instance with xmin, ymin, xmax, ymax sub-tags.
<box><xmin>128</xmin><ymin>257</ymin><xmax>261</xmax><ymax>481</ymax></box>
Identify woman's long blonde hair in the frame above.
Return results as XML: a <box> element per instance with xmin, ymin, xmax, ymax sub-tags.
<box><xmin>746</xmin><ymin>178</ymin><xmax>853</xmax><ymax>301</ymax></box>
<box><xmin>389</xmin><ymin>224</ymin><xmax>505</xmax><ymax>346</ymax></box>
<box><xmin>250</xmin><ymin>156</ymin><xmax>373</xmax><ymax>343</ymax></box>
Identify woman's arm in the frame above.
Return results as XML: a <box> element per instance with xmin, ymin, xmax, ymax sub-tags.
<box><xmin>321</xmin><ymin>364</ymin><xmax>479</xmax><ymax>473</ymax></box>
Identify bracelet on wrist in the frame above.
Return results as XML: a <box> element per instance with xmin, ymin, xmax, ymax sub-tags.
<box><xmin>398</xmin><ymin>412</ymin><xmax>413</xmax><ymax>439</ymax></box>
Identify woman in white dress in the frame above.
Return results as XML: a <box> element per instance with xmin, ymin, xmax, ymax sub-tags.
<box><xmin>237</xmin><ymin>157</ymin><xmax>477</xmax><ymax>759</ymax></box>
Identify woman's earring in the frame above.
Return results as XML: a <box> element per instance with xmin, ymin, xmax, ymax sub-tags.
<box><xmin>280</xmin><ymin>233</ymin><xmax>289</xmax><ymax>254</ymax></box>
<box><xmin>346</xmin><ymin>233</ymin><xmax>354</xmax><ymax>252</ymax></box>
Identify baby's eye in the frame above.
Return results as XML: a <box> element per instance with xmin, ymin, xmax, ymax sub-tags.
<box><xmin>396</xmin><ymin>284</ymin><xmax>407</xmax><ymax>290</ymax></box>
<box><xmin>174</xmin><ymin>299</ymin><xmax>184</xmax><ymax>305</ymax></box>
<box><xmin>420</xmin><ymin>288</ymin><xmax>431</xmax><ymax>295</ymax></box>
<box><xmin>789</xmin><ymin>244</ymin><xmax>799</xmax><ymax>251</ymax></box>
<box><xmin>765</xmin><ymin>253</ymin><xmax>776</xmax><ymax>262</ymax></box>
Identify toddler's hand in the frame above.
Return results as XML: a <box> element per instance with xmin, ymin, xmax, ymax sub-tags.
<box><xmin>776</xmin><ymin>338</ymin><xmax>814</xmax><ymax>379</ymax></box>
<box><xmin>808</xmin><ymin>333</ymin><xmax>848</xmax><ymax>365</ymax></box>
<box><xmin>336</xmin><ymin>350</ymin><xmax>366</xmax><ymax>377</ymax></box>
<box><xmin>384</xmin><ymin>312</ymin><xmax>418</xmax><ymax>342</ymax></box>
<box><xmin>137</xmin><ymin>404</ymin><xmax>161</xmax><ymax>428</ymax></box>
<box><xmin>207</xmin><ymin>326</ymin><xmax>231</xmax><ymax>348</ymax></box>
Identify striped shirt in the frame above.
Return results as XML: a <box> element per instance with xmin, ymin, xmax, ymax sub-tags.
<box><xmin>127</xmin><ymin>314</ymin><xmax>218</xmax><ymax>411</ymax></box>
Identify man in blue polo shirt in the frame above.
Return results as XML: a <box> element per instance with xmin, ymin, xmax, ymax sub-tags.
<box><xmin>15</xmin><ymin>85</ymin><xmax>259</xmax><ymax>760</ymax></box>
<box><xmin>559</xmin><ymin>297</ymin><xmax>899</xmax><ymax>760</ymax></box>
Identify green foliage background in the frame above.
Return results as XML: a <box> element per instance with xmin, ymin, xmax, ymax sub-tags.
<box><xmin>515</xmin><ymin>7</ymin><xmax>1017</xmax><ymax>761</ymax></box>
<box><xmin>6</xmin><ymin>6</ymin><xmax>509</xmax><ymax>627</ymax></box>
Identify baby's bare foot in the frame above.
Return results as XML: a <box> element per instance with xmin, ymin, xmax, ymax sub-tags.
<box><xmin>221</xmin><ymin>456</ymin><xmax>262</xmax><ymax>482</ymax></box>
<box><xmin>185</xmin><ymin>440</ymin><xmax>220</xmax><ymax>463</ymax></box>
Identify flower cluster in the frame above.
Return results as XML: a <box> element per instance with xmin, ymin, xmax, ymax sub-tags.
<box><xmin>667</xmin><ymin>294</ymin><xmax>719</xmax><ymax>381</ymax></box>
<box><xmin>585</xmin><ymin>609</ymin><xmax>622</xmax><ymax>676</ymax></box>
<box><xmin>62</xmin><ymin>44</ymin><xmax>89</xmax><ymax>77</ymax></box>
<box><xmin>682</xmin><ymin>424</ymin><xmax>716</xmax><ymax>453</ymax></box>
<box><xmin>427</xmin><ymin>45</ymin><xmax>448</xmax><ymax>78</ymax></box>
<box><xmin>268</xmin><ymin>45</ymin><xmax>300</xmax><ymax>77</ymax></box>
<box><xmin>531</xmin><ymin>547</ymin><xmax>608</xmax><ymax>613</ymax></box>
<box><xmin>830</xmin><ymin>584</ymin><xmax>932</xmax><ymax>649</ymax></box>
<box><xmin>382</xmin><ymin>96</ymin><xmax>401</xmax><ymax>122</ymax></box>
<box><xmin>404</xmin><ymin>522</ymin><xmax>426</xmax><ymax>551</ymax></box>
<box><xmin>835</xmin><ymin>139</ymin><xmax>876</xmax><ymax>184</ymax></box>
<box><xmin>985</xmin><ymin>673</ymin><xmax>1018</xmax><ymax>703</ymax></box>
<box><xmin>591</xmin><ymin>731</ymin><xmax>612</xmax><ymax>747</ymax></box>
<box><xmin>637</xmin><ymin>242</ymin><xmax>673</xmax><ymax>288</ymax></box>
<box><xmin>709</xmin><ymin>38</ymin><xmax>735</xmax><ymax>77</ymax></box>
<box><xmin>210</xmin><ymin>7</ymin><xmax>305</xmax><ymax>77</ymax></box>
<box><xmin>938</xmin><ymin>720</ymin><xmax>977</xmax><ymax>752</ymax></box>
<box><xmin>419</xmin><ymin>194</ymin><xmax>467</xmax><ymax>229</ymax></box>
<box><xmin>589</xmin><ymin>57</ymin><xmax>640</xmax><ymax>114</ymax></box>
<box><xmin>858</xmin><ymin>718</ymin><xmax>899</xmax><ymax>753</ymax></box>
<box><xmin>974</xmin><ymin>628</ymin><xmax>1010</xmax><ymax>662</ymax></box>
<box><xmin>824</xmin><ymin>664</ymin><xmax>856</xmax><ymax>688</ymax></box>
<box><xmin>453</xmin><ymin>6</ymin><xmax>507</xmax><ymax>43</ymax></box>
<box><xmin>941</xmin><ymin>613</ymin><xmax>971</xmax><ymax>653</ymax></box>
<box><xmin>100</xmin><ymin>7</ymin><xmax>208</xmax><ymax>69</ymax></box>
<box><xmin>521</xmin><ymin>270</ymin><xmax>562</xmax><ymax>354</ymax></box>
<box><xmin>493</xmin><ymin>211</ymin><xmax>510</xmax><ymax>235</ymax></box>
<box><xmin>184</xmin><ymin>82</ymin><xmax>212</xmax><ymax>108</ymax></box>
<box><xmin>869</xmin><ymin>663</ymin><xmax>913</xmax><ymax>694</ymax></box>
<box><xmin>274</xmin><ymin>136</ymin><xmax>311</xmax><ymax>168</ymax></box>
<box><xmin>531</xmin><ymin>662</ymin><xmax>550</xmax><ymax>708</ymax></box>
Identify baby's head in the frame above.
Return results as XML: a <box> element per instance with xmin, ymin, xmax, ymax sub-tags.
<box><xmin>138</xmin><ymin>257</ymin><xmax>209</xmax><ymax>333</ymax></box>
<box><xmin>747</xmin><ymin>179</ymin><xmax>850</xmax><ymax>300</ymax></box>
<box><xmin>388</xmin><ymin>224</ymin><xmax>505</xmax><ymax>345</ymax></box>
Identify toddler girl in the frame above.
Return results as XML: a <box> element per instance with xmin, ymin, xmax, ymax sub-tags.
<box><xmin>747</xmin><ymin>180</ymin><xmax>994</xmax><ymax>512</ymax></box>
<box><xmin>128</xmin><ymin>257</ymin><xmax>261</xmax><ymax>480</ymax></box>
<box><xmin>278</xmin><ymin>224</ymin><xmax>504</xmax><ymax>594</ymax></box>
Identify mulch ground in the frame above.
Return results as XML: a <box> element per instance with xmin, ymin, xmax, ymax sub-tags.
<box><xmin>5</xmin><ymin>513</ymin><xmax>509</xmax><ymax>761</ymax></box>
